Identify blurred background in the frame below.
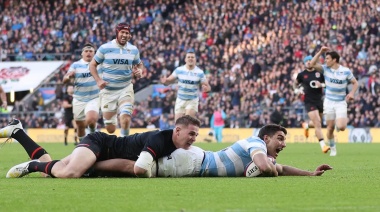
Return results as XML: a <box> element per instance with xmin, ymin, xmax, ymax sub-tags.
<box><xmin>0</xmin><ymin>0</ymin><xmax>379</xmax><ymax>132</ymax></box>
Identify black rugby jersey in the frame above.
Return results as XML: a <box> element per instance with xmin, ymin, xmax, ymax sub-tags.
<box><xmin>104</xmin><ymin>129</ymin><xmax>176</xmax><ymax>161</ymax></box>
<box><xmin>296</xmin><ymin>69</ymin><xmax>325</xmax><ymax>104</ymax></box>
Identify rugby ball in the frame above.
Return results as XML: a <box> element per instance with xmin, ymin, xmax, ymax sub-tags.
<box><xmin>244</xmin><ymin>161</ymin><xmax>261</xmax><ymax>177</ymax></box>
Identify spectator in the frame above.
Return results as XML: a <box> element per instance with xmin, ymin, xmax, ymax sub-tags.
<box><xmin>270</xmin><ymin>105</ymin><xmax>284</xmax><ymax>125</ymax></box>
<box><xmin>0</xmin><ymin>0</ymin><xmax>379</xmax><ymax>129</ymax></box>
<box><xmin>210</xmin><ymin>106</ymin><xmax>226</xmax><ymax>143</ymax></box>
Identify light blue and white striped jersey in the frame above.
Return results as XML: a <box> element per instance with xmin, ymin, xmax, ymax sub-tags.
<box><xmin>322</xmin><ymin>64</ymin><xmax>354</xmax><ymax>101</ymax></box>
<box><xmin>94</xmin><ymin>39</ymin><xmax>141</xmax><ymax>91</ymax></box>
<box><xmin>172</xmin><ymin>65</ymin><xmax>207</xmax><ymax>100</ymax></box>
<box><xmin>67</xmin><ymin>59</ymin><xmax>99</xmax><ymax>102</ymax></box>
<box><xmin>199</xmin><ymin>136</ymin><xmax>267</xmax><ymax>177</ymax></box>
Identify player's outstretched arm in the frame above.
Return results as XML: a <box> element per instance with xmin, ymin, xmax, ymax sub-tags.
<box><xmin>310</xmin><ymin>46</ymin><xmax>330</xmax><ymax>72</ymax></box>
<box><xmin>161</xmin><ymin>74</ymin><xmax>177</xmax><ymax>86</ymax></box>
<box><xmin>276</xmin><ymin>164</ymin><xmax>332</xmax><ymax>176</ymax></box>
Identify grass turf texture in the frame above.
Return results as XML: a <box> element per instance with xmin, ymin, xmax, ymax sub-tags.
<box><xmin>0</xmin><ymin>142</ymin><xmax>379</xmax><ymax>212</ymax></box>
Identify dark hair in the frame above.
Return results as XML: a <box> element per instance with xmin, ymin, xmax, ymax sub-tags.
<box><xmin>175</xmin><ymin>115</ymin><xmax>201</xmax><ymax>127</ymax></box>
<box><xmin>83</xmin><ymin>43</ymin><xmax>95</xmax><ymax>48</ymax></box>
<box><xmin>326</xmin><ymin>51</ymin><xmax>340</xmax><ymax>63</ymax></box>
<box><xmin>258</xmin><ymin>124</ymin><xmax>287</xmax><ymax>140</ymax></box>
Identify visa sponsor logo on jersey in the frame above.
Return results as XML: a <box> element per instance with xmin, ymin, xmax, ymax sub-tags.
<box><xmin>113</xmin><ymin>59</ymin><xmax>129</xmax><ymax>64</ymax></box>
<box><xmin>330</xmin><ymin>78</ymin><xmax>343</xmax><ymax>84</ymax></box>
<box><xmin>182</xmin><ymin>80</ymin><xmax>197</xmax><ymax>84</ymax></box>
<box><xmin>82</xmin><ymin>73</ymin><xmax>92</xmax><ymax>77</ymax></box>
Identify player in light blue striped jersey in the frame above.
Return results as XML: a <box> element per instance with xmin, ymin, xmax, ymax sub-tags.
<box><xmin>161</xmin><ymin>48</ymin><xmax>211</xmax><ymax>121</ymax></box>
<box><xmin>63</xmin><ymin>43</ymin><xmax>99</xmax><ymax>143</ymax></box>
<box><xmin>153</xmin><ymin>124</ymin><xmax>332</xmax><ymax>178</ymax></box>
<box><xmin>55</xmin><ymin>124</ymin><xmax>331</xmax><ymax>177</ymax></box>
<box><xmin>310</xmin><ymin>46</ymin><xmax>358</xmax><ymax>156</ymax></box>
<box><xmin>89</xmin><ymin>23</ymin><xmax>144</xmax><ymax>136</ymax></box>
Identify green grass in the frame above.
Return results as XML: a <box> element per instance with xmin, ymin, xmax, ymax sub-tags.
<box><xmin>0</xmin><ymin>142</ymin><xmax>379</xmax><ymax>212</ymax></box>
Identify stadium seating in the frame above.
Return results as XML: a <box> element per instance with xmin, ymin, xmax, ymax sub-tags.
<box><xmin>0</xmin><ymin>0</ymin><xmax>379</xmax><ymax>128</ymax></box>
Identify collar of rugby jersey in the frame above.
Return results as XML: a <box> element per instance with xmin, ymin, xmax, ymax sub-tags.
<box><xmin>112</xmin><ymin>39</ymin><xmax>130</xmax><ymax>54</ymax></box>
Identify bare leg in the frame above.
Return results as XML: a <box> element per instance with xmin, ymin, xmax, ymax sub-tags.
<box><xmin>86</xmin><ymin>110</ymin><xmax>99</xmax><ymax>132</ymax></box>
<box><xmin>76</xmin><ymin>120</ymin><xmax>86</xmax><ymax>138</ymax></box>
<box><xmin>93</xmin><ymin>159</ymin><xmax>136</xmax><ymax>177</ymax></box>
<box><xmin>119</xmin><ymin>114</ymin><xmax>131</xmax><ymax>136</ymax></box>
<box><xmin>308</xmin><ymin>110</ymin><xmax>324</xmax><ymax>140</ymax></box>
<box><xmin>103</xmin><ymin>111</ymin><xmax>117</xmax><ymax>133</ymax></box>
<box><xmin>335</xmin><ymin>117</ymin><xmax>347</xmax><ymax>131</ymax></box>
<box><xmin>51</xmin><ymin>147</ymin><xmax>96</xmax><ymax>178</ymax></box>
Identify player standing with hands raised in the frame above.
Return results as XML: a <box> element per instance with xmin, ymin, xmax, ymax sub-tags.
<box><xmin>309</xmin><ymin>47</ymin><xmax>358</xmax><ymax>156</ymax></box>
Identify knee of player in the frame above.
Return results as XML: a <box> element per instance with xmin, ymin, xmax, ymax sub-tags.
<box><xmin>338</xmin><ymin>126</ymin><xmax>346</xmax><ymax>131</ymax></box>
<box><xmin>105</xmin><ymin>125</ymin><xmax>116</xmax><ymax>134</ymax></box>
<box><xmin>119</xmin><ymin>115</ymin><xmax>131</xmax><ymax>124</ymax></box>
<box><xmin>313</xmin><ymin>122</ymin><xmax>322</xmax><ymax>128</ymax></box>
<box><xmin>87</xmin><ymin>118</ymin><xmax>98</xmax><ymax>126</ymax></box>
<box><xmin>326</xmin><ymin>125</ymin><xmax>335</xmax><ymax>131</ymax></box>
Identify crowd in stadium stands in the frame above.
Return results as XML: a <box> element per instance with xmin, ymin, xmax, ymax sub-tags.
<box><xmin>1</xmin><ymin>0</ymin><xmax>380</xmax><ymax>129</ymax></box>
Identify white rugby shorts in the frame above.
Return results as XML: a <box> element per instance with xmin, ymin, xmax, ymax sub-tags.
<box><xmin>174</xmin><ymin>98</ymin><xmax>199</xmax><ymax>114</ymax></box>
<box><xmin>324</xmin><ymin>98</ymin><xmax>347</xmax><ymax>120</ymax></box>
<box><xmin>73</xmin><ymin>98</ymin><xmax>99</xmax><ymax>121</ymax></box>
<box><xmin>100</xmin><ymin>84</ymin><xmax>134</xmax><ymax>113</ymax></box>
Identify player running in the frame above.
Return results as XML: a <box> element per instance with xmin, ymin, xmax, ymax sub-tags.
<box><xmin>294</xmin><ymin>55</ymin><xmax>329</xmax><ymax>153</ymax></box>
<box><xmin>309</xmin><ymin>47</ymin><xmax>358</xmax><ymax>156</ymax></box>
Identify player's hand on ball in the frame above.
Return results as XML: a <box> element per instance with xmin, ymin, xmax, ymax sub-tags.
<box><xmin>267</xmin><ymin>155</ymin><xmax>276</xmax><ymax>165</ymax></box>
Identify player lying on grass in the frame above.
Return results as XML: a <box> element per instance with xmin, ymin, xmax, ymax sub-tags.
<box><xmin>2</xmin><ymin>116</ymin><xmax>200</xmax><ymax>178</ymax></box>
<box><xmin>93</xmin><ymin>124</ymin><xmax>332</xmax><ymax>177</ymax></box>
<box><xmin>4</xmin><ymin>122</ymin><xmax>331</xmax><ymax>178</ymax></box>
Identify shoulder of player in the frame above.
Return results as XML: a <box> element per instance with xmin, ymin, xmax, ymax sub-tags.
<box><xmin>126</xmin><ymin>42</ymin><xmax>139</xmax><ymax>50</ymax></box>
<box><xmin>338</xmin><ymin>65</ymin><xmax>352</xmax><ymax>73</ymax></box>
<box><xmin>174</xmin><ymin>65</ymin><xmax>186</xmax><ymax>72</ymax></box>
<box><xmin>99</xmin><ymin>41</ymin><xmax>114</xmax><ymax>48</ymax></box>
<box><xmin>194</xmin><ymin>66</ymin><xmax>205</xmax><ymax>73</ymax></box>
<box><xmin>238</xmin><ymin>136</ymin><xmax>264</xmax><ymax>145</ymax></box>
<box><xmin>150</xmin><ymin>129</ymin><xmax>173</xmax><ymax>139</ymax></box>
<box><xmin>71</xmin><ymin>59</ymin><xmax>86</xmax><ymax>66</ymax></box>
<box><xmin>297</xmin><ymin>70</ymin><xmax>305</xmax><ymax>75</ymax></box>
